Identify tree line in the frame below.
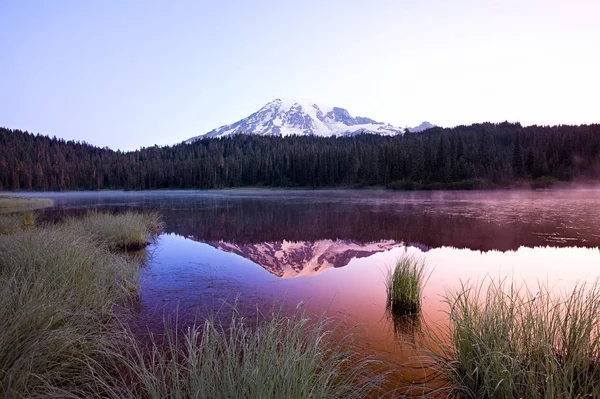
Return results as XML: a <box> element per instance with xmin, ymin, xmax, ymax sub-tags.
<box><xmin>1</xmin><ymin>122</ymin><xmax>599</xmax><ymax>191</ymax></box>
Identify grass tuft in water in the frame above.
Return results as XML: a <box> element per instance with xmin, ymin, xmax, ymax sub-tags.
<box><xmin>67</xmin><ymin>210</ymin><xmax>164</xmax><ymax>250</ymax></box>
<box><xmin>425</xmin><ymin>279</ymin><xmax>600</xmax><ymax>398</ymax></box>
<box><xmin>386</xmin><ymin>255</ymin><xmax>428</xmax><ymax>318</ymax></box>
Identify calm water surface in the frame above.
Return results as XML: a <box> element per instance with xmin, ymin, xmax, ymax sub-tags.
<box><xmin>23</xmin><ymin>189</ymin><xmax>600</xmax><ymax>392</ymax></box>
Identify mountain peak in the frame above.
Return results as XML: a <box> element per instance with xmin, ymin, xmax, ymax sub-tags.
<box><xmin>408</xmin><ymin>121</ymin><xmax>435</xmax><ymax>132</ymax></box>
<box><xmin>186</xmin><ymin>99</ymin><xmax>433</xmax><ymax>142</ymax></box>
<box><xmin>269</xmin><ymin>98</ymin><xmax>332</xmax><ymax>113</ymax></box>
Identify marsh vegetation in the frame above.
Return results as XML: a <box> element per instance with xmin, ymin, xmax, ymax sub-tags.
<box><xmin>386</xmin><ymin>255</ymin><xmax>428</xmax><ymax>317</ymax></box>
<box><xmin>0</xmin><ymin>195</ymin><xmax>54</xmax><ymax>212</ymax></box>
<box><xmin>0</xmin><ymin>220</ymin><xmax>143</xmax><ymax>396</ymax></box>
<box><xmin>66</xmin><ymin>210</ymin><xmax>164</xmax><ymax>250</ymax></box>
<box><xmin>0</xmin><ymin>195</ymin><xmax>53</xmax><ymax>234</ymax></box>
<box><xmin>420</xmin><ymin>279</ymin><xmax>600</xmax><ymax>398</ymax></box>
<box><xmin>107</xmin><ymin>308</ymin><xmax>378</xmax><ymax>399</ymax></box>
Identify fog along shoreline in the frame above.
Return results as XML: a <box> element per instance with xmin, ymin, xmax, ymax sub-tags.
<box><xmin>20</xmin><ymin>187</ymin><xmax>600</xmax><ymax>252</ymax></box>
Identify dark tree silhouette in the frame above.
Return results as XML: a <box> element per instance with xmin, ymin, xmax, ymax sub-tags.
<box><xmin>1</xmin><ymin>122</ymin><xmax>599</xmax><ymax>191</ymax></box>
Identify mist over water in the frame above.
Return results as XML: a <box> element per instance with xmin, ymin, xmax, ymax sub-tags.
<box><xmin>31</xmin><ymin>188</ymin><xmax>600</xmax><ymax>250</ymax></box>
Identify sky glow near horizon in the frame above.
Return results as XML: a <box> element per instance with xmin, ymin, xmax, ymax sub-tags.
<box><xmin>1</xmin><ymin>0</ymin><xmax>599</xmax><ymax>151</ymax></box>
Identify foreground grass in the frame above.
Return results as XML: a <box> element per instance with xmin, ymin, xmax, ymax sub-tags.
<box><xmin>0</xmin><ymin>211</ymin><xmax>38</xmax><ymax>235</ymax></box>
<box><xmin>0</xmin><ymin>214</ymin><xmax>25</xmax><ymax>235</ymax></box>
<box><xmin>0</xmin><ymin>210</ymin><xmax>163</xmax><ymax>397</ymax></box>
<box><xmin>425</xmin><ymin>279</ymin><xmax>600</xmax><ymax>398</ymax></box>
<box><xmin>101</xmin><ymin>307</ymin><xmax>380</xmax><ymax>399</ymax></box>
<box><xmin>0</xmin><ymin>195</ymin><xmax>53</xmax><ymax>213</ymax></box>
<box><xmin>0</xmin><ymin>224</ymin><xmax>141</xmax><ymax>397</ymax></box>
<box><xmin>386</xmin><ymin>255</ymin><xmax>428</xmax><ymax>317</ymax></box>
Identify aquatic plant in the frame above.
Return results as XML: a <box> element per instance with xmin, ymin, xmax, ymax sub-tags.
<box><xmin>424</xmin><ymin>279</ymin><xmax>600</xmax><ymax>398</ymax></box>
<box><xmin>67</xmin><ymin>210</ymin><xmax>164</xmax><ymax>250</ymax></box>
<box><xmin>391</xmin><ymin>313</ymin><xmax>423</xmax><ymax>339</ymax></box>
<box><xmin>386</xmin><ymin>255</ymin><xmax>428</xmax><ymax>317</ymax></box>
<box><xmin>102</xmin><ymin>306</ymin><xmax>381</xmax><ymax>399</ymax></box>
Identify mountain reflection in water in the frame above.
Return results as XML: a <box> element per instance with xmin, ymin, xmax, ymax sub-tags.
<box><xmin>199</xmin><ymin>239</ymin><xmax>404</xmax><ymax>278</ymax></box>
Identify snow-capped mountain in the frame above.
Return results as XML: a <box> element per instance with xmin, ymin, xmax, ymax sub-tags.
<box><xmin>203</xmin><ymin>239</ymin><xmax>403</xmax><ymax>278</ymax></box>
<box><xmin>187</xmin><ymin>99</ymin><xmax>433</xmax><ymax>141</ymax></box>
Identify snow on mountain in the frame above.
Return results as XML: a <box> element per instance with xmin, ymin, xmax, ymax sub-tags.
<box><xmin>186</xmin><ymin>98</ymin><xmax>432</xmax><ymax>142</ymax></box>
<box><xmin>203</xmin><ymin>239</ymin><xmax>403</xmax><ymax>278</ymax></box>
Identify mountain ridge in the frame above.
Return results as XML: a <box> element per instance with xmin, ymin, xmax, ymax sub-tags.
<box><xmin>187</xmin><ymin>98</ymin><xmax>433</xmax><ymax>142</ymax></box>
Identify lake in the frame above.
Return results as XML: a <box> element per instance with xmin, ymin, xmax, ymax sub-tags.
<box><xmin>21</xmin><ymin>188</ymin><xmax>600</xmax><ymax>392</ymax></box>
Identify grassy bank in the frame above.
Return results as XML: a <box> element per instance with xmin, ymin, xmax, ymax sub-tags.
<box><xmin>425</xmin><ymin>279</ymin><xmax>600</xmax><ymax>398</ymax></box>
<box><xmin>0</xmin><ymin>195</ymin><xmax>53</xmax><ymax>234</ymax></box>
<box><xmin>0</xmin><ymin>211</ymin><xmax>163</xmax><ymax>397</ymax></box>
<box><xmin>0</xmin><ymin>195</ymin><xmax>54</xmax><ymax>212</ymax></box>
<box><xmin>0</xmin><ymin>224</ymin><xmax>142</xmax><ymax>396</ymax></box>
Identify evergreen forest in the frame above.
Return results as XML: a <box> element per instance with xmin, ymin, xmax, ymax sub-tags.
<box><xmin>1</xmin><ymin>122</ymin><xmax>599</xmax><ymax>191</ymax></box>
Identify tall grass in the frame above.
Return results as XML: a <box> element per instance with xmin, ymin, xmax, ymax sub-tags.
<box><xmin>21</xmin><ymin>210</ymin><xmax>36</xmax><ymax>226</ymax></box>
<box><xmin>0</xmin><ymin>214</ymin><xmax>23</xmax><ymax>235</ymax></box>
<box><xmin>386</xmin><ymin>255</ymin><xmax>428</xmax><ymax>317</ymax></box>
<box><xmin>0</xmin><ymin>211</ymin><xmax>162</xmax><ymax>397</ymax></box>
<box><xmin>0</xmin><ymin>211</ymin><xmax>38</xmax><ymax>235</ymax></box>
<box><xmin>101</xmin><ymin>307</ymin><xmax>381</xmax><ymax>399</ymax></box>
<box><xmin>67</xmin><ymin>210</ymin><xmax>164</xmax><ymax>250</ymax></box>
<box><xmin>0</xmin><ymin>224</ymin><xmax>140</xmax><ymax>397</ymax></box>
<box><xmin>425</xmin><ymin>279</ymin><xmax>600</xmax><ymax>398</ymax></box>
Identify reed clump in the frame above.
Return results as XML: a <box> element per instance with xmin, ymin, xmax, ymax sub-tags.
<box><xmin>427</xmin><ymin>279</ymin><xmax>600</xmax><ymax>398</ymax></box>
<box><xmin>67</xmin><ymin>210</ymin><xmax>164</xmax><ymax>250</ymax></box>
<box><xmin>103</xmin><ymin>307</ymin><xmax>380</xmax><ymax>399</ymax></box>
<box><xmin>386</xmin><ymin>255</ymin><xmax>428</xmax><ymax>317</ymax></box>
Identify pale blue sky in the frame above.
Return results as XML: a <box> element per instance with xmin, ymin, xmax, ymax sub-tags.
<box><xmin>1</xmin><ymin>0</ymin><xmax>599</xmax><ymax>150</ymax></box>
